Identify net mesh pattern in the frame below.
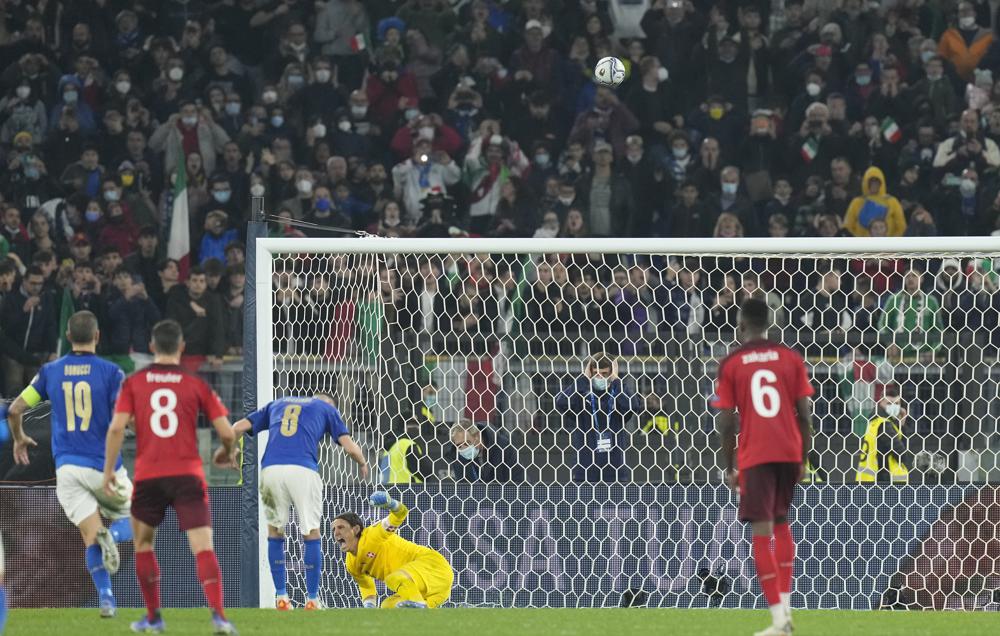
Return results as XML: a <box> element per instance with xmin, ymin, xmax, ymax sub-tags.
<box><xmin>263</xmin><ymin>246</ymin><xmax>1000</xmax><ymax>610</ymax></box>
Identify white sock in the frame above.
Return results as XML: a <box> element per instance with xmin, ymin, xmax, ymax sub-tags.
<box><xmin>769</xmin><ymin>604</ymin><xmax>785</xmax><ymax>626</ymax></box>
<box><xmin>780</xmin><ymin>592</ymin><xmax>791</xmax><ymax>617</ymax></box>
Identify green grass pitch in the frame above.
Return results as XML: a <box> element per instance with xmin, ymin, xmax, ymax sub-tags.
<box><xmin>7</xmin><ymin>608</ymin><xmax>1000</xmax><ymax>635</ymax></box>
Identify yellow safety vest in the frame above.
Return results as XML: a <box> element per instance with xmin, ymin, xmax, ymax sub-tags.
<box><xmin>380</xmin><ymin>439</ymin><xmax>424</xmax><ymax>484</ymax></box>
<box><xmin>856</xmin><ymin>416</ymin><xmax>909</xmax><ymax>483</ymax></box>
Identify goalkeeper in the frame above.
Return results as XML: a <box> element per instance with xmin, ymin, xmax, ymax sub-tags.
<box><xmin>333</xmin><ymin>492</ymin><xmax>453</xmax><ymax>608</ymax></box>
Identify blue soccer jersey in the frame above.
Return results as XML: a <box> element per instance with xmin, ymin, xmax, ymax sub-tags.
<box><xmin>20</xmin><ymin>352</ymin><xmax>125</xmax><ymax>470</ymax></box>
<box><xmin>248</xmin><ymin>397</ymin><xmax>350</xmax><ymax>472</ymax></box>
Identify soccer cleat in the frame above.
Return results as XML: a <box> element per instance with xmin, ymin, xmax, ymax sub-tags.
<box><xmin>753</xmin><ymin>622</ymin><xmax>792</xmax><ymax>636</ymax></box>
<box><xmin>275</xmin><ymin>596</ymin><xmax>293</xmax><ymax>611</ymax></box>
<box><xmin>212</xmin><ymin>615</ymin><xmax>238</xmax><ymax>635</ymax></box>
<box><xmin>396</xmin><ymin>600</ymin><xmax>428</xmax><ymax>608</ymax></box>
<box><xmin>99</xmin><ymin>593</ymin><xmax>117</xmax><ymax>618</ymax></box>
<box><xmin>303</xmin><ymin>598</ymin><xmax>325</xmax><ymax>611</ymax></box>
<box><xmin>96</xmin><ymin>527</ymin><xmax>120</xmax><ymax>575</ymax></box>
<box><xmin>130</xmin><ymin>616</ymin><xmax>165</xmax><ymax>633</ymax></box>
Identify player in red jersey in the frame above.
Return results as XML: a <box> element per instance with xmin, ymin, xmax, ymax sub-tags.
<box><xmin>715</xmin><ymin>298</ymin><xmax>813</xmax><ymax>636</ymax></box>
<box><xmin>102</xmin><ymin>319</ymin><xmax>238</xmax><ymax>635</ymax></box>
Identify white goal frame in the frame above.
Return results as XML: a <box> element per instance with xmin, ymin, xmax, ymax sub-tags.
<box><xmin>252</xmin><ymin>236</ymin><xmax>1000</xmax><ymax>608</ymax></box>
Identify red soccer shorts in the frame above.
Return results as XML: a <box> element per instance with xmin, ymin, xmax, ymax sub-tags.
<box><xmin>132</xmin><ymin>475</ymin><xmax>212</xmax><ymax>530</ymax></box>
<box><xmin>738</xmin><ymin>462</ymin><xmax>800</xmax><ymax>523</ymax></box>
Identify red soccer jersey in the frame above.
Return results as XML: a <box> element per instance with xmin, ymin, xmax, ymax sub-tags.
<box><xmin>114</xmin><ymin>363</ymin><xmax>228</xmax><ymax>481</ymax></box>
<box><xmin>714</xmin><ymin>340</ymin><xmax>814</xmax><ymax>470</ymax></box>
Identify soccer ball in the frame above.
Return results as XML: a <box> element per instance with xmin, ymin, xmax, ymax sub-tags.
<box><xmin>593</xmin><ymin>56</ymin><xmax>626</xmax><ymax>87</ymax></box>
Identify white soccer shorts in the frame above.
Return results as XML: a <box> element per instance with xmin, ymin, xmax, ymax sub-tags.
<box><xmin>55</xmin><ymin>465</ymin><xmax>132</xmax><ymax>526</ymax></box>
<box><xmin>259</xmin><ymin>465</ymin><xmax>324</xmax><ymax>534</ymax></box>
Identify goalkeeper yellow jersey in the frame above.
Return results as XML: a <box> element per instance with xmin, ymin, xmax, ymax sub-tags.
<box><xmin>346</xmin><ymin>503</ymin><xmax>440</xmax><ymax>599</ymax></box>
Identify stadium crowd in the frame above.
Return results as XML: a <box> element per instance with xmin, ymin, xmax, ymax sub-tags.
<box><xmin>3</xmin><ymin>0</ymin><xmax>1000</xmax><ymax>483</ymax></box>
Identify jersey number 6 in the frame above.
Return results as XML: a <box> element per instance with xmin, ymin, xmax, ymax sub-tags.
<box><xmin>750</xmin><ymin>369</ymin><xmax>780</xmax><ymax>418</ymax></box>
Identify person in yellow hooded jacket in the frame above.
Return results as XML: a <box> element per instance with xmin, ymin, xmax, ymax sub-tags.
<box><xmin>843</xmin><ymin>166</ymin><xmax>907</xmax><ymax>237</ymax></box>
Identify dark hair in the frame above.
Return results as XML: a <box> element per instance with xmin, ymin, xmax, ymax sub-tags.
<box><xmin>0</xmin><ymin>259</ymin><xmax>16</xmax><ymax>276</ymax></box>
<box><xmin>188</xmin><ymin>265</ymin><xmax>206</xmax><ymax>278</ymax></box>
<box><xmin>157</xmin><ymin>258</ymin><xmax>179</xmax><ymax>273</ymax></box>
<box><xmin>334</xmin><ymin>512</ymin><xmax>365</xmax><ymax>538</ymax></box>
<box><xmin>203</xmin><ymin>258</ymin><xmax>224</xmax><ymax>277</ymax></box>
<box><xmin>32</xmin><ymin>250</ymin><xmax>54</xmax><ymax>265</ymax></box>
<box><xmin>151</xmin><ymin>319</ymin><xmax>184</xmax><ymax>354</ymax></box>
<box><xmin>74</xmin><ymin>260</ymin><xmax>94</xmax><ymax>272</ymax></box>
<box><xmin>138</xmin><ymin>225</ymin><xmax>158</xmax><ymax>238</ymax></box>
<box><xmin>25</xmin><ymin>265</ymin><xmax>45</xmax><ymax>279</ymax></box>
<box><xmin>589</xmin><ymin>353</ymin><xmax>614</xmax><ymax>373</ymax></box>
<box><xmin>67</xmin><ymin>310</ymin><xmax>99</xmax><ymax>344</ymax></box>
<box><xmin>739</xmin><ymin>297</ymin><xmax>770</xmax><ymax>331</ymax></box>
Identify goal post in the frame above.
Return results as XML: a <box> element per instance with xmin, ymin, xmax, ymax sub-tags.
<box><xmin>251</xmin><ymin>236</ymin><xmax>1000</xmax><ymax>610</ymax></box>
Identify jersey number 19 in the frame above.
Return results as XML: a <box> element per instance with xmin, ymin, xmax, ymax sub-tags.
<box><xmin>61</xmin><ymin>381</ymin><xmax>92</xmax><ymax>432</ymax></box>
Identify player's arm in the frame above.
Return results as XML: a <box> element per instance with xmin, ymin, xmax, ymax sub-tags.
<box><xmin>370</xmin><ymin>491</ymin><xmax>408</xmax><ymax>529</ymax></box>
<box><xmin>796</xmin><ymin>396</ymin><xmax>814</xmax><ymax>476</ymax></box>
<box><xmin>210</xmin><ymin>415</ymin><xmax>238</xmax><ymax>467</ymax></box>
<box><xmin>7</xmin><ymin>390</ymin><xmax>40</xmax><ymax>465</ymax></box>
<box><xmin>102</xmin><ymin>412</ymin><xmax>131</xmax><ymax>495</ymax></box>
<box><xmin>338</xmin><ymin>434</ymin><xmax>369</xmax><ymax>480</ymax></box>
<box><xmin>351</xmin><ymin>570</ymin><xmax>378</xmax><ymax>607</ymax></box>
<box><xmin>716</xmin><ymin>407</ymin><xmax>739</xmax><ymax>489</ymax></box>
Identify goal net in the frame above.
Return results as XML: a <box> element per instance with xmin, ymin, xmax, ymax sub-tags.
<box><xmin>252</xmin><ymin>237</ymin><xmax>1000</xmax><ymax>611</ymax></box>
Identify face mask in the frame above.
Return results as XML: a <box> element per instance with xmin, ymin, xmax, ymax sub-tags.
<box><xmin>591</xmin><ymin>377</ymin><xmax>608</xmax><ymax>392</ymax></box>
<box><xmin>312</xmin><ymin>123</ymin><xmax>327</xmax><ymax>137</ymax></box>
<box><xmin>656</xmin><ymin>67</ymin><xmax>669</xmax><ymax>82</ymax></box>
<box><xmin>960</xmin><ymin>178</ymin><xmax>977</xmax><ymax>196</ymax></box>
<box><xmin>626</xmin><ymin>151</ymin><xmax>642</xmax><ymax>164</ymax></box>
<box><xmin>535</xmin><ymin>153</ymin><xmax>550</xmax><ymax>167</ymax></box>
<box><xmin>115</xmin><ymin>80</ymin><xmax>131</xmax><ymax>94</ymax></box>
<box><xmin>458</xmin><ymin>445</ymin><xmax>480</xmax><ymax>461</ymax></box>
<box><xmin>419</xmin><ymin>126</ymin><xmax>435</xmax><ymax>140</ymax></box>
<box><xmin>425</xmin><ymin>395</ymin><xmax>437</xmax><ymax>407</ymax></box>
<box><xmin>926</xmin><ymin>72</ymin><xmax>943</xmax><ymax>81</ymax></box>
<box><xmin>960</xmin><ymin>16</ymin><xmax>976</xmax><ymax>30</ymax></box>
<box><xmin>558</xmin><ymin>196</ymin><xmax>574</xmax><ymax>205</ymax></box>
<box><xmin>672</xmin><ymin>147</ymin><xmax>688</xmax><ymax>158</ymax></box>
<box><xmin>709</xmin><ymin>106</ymin><xmax>724</xmax><ymax>120</ymax></box>
<box><xmin>225</xmin><ymin>102</ymin><xmax>241</xmax><ymax>115</ymax></box>
<box><xmin>721</xmin><ymin>182</ymin><xmax>738</xmax><ymax>195</ymax></box>
<box><xmin>168</xmin><ymin>67</ymin><xmax>184</xmax><ymax>82</ymax></box>
<box><xmin>351</xmin><ymin>105</ymin><xmax>368</xmax><ymax>118</ymax></box>
<box><xmin>213</xmin><ymin>190</ymin><xmax>232</xmax><ymax>203</ymax></box>
<box><xmin>262</xmin><ymin>90</ymin><xmax>278</xmax><ymax>104</ymax></box>
<box><xmin>404</xmin><ymin>108</ymin><xmax>419</xmax><ymax>121</ymax></box>
<box><xmin>806</xmin><ymin>82</ymin><xmax>821</xmax><ymax>97</ymax></box>
<box><xmin>289</xmin><ymin>42</ymin><xmax>307</xmax><ymax>52</ymax></box>
<box><xmin>104</xmin><ymin>190</ymin><xmax>120</xmax><ymax>202</ymax></box>
<box><xmin>921</xmin><ymin>50</ymin><xmax>935</xmax><ymax>63</ymax></box>
<box><xmin>297</xmin><ymin>179</ymin><xmax>313</xmax><ymax>195</ymax></box>
<box><xmin>85</xmin><ymin>210</ymin><xmax>101</xmax><ymax>222</ymax></box>
<box><xmin>16</xmin><ymin>86</ymin><xmax>30</xmax><ymax>99</ymax></box>
<box><xmin>866</xmin><ymin>125</ymin><xmax>879</xmax><ymax>138</ymax></box>
<box><xmin>338</xmin><ymin>120</ymin><xmax>351</xmax><ymax>132</ymax></box>
<box><xmin>315</xmin><ymin>69</ymin><xmax>331</xmax><ymax>83</ymax></box>
<box><xmin>182</xmin><ymin>115</ymin><xmax>198</xmax><ymax>127</ymax></box>
<box><xmin>121</xmin><ymin>173</ymin><xmax>134</xmax><ymax>187</ymax></box>
<box><xmin>287</xmin><ymin>74</ymin><xmax>305</xmax><ymax>87</ymax></box>
<box><xmin>315</xmin><ymin>197</ymin><xmax>331</xmax><ymax>212</ymax></box>
<box><xmin>856</xmin><ymin>74</ymin><xmax>871</xmax><ymax>86</ymax></box>
<box><xmin>64</xmin><ymin>90</ymin><xmax>78</xmax><ymax>103</ymax></box>
<box><xmin>24</xmin><ymin>166</ymin><xmax>40</xmax><ymax>180</ymax></box>
<box><xmin>250</xmin><ymin>183</ymin><xmax>265</xmax><ymax>197</ymax></box>
<box><xmin>271</xmin><ymin>115</ymin><xmax>284</xmax><ymax>128</ymax></box>
<box><xmin>883</xmin><ymin>403</ymin><xmax>901</xmax><ymax>418</ymax></box>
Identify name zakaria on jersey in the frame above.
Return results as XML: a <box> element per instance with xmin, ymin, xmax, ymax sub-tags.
<box><xmin>24</xmin><ymin>352</ymin><xmax>125</xmax><ymax>471</ymax></box>
<box><xmin>114</xmin><ymin>364</ymin><xmax>228</xmax><ymax>482</ymax></box>
<box><xmin>247</xmin><ymin>397</ymin><xmax>351</xmax><ymax>472</ymax></box>
<box><xmin>714</xmin><ymin>340</ymin><xmax>814</xmax><ymax>470</ymax></box>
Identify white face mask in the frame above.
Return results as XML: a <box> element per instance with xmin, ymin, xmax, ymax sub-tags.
<box><xmin>458</xmin><ymin>445</ymin><xmax>479</xmax><ymax>460</ymax></box>
<box><xmin>883</xmin><ymin>403</ymin><xmax>901</xmax><ymax>418</ymax></box>
<box><xmin>960</xmin><ymin>178</ymin><xmax>977</xmax><ymax>196</ymax></box>
<box><xmin>313</xmin><ymin>123</ymin><xmax>327</xmax><ymax>138</ymax></box>
<box><xmin>591</xmin><ymin>376</ymin><xmax>608</xmax><ymax>391</ymax></box>
<box><xmin>262</xmin><ymin>90</ymin><xmax>278</xmax><ymax>104</ymax></box>
<box><xmin>297</xmin><ymin>179</ymin><xmax>313</xmax><ymax>195</ymax></box>
<box><xmin>338</xmin><ymin>120</ymin><xmax>352</xmax><ymax>132</ymax></box>
<box><xmin>16</xmin><ymin>85</ymin><xmax>30</xmax><ymax>99</ymax></box>
<box><xmin>115</xmin><ymin>80</ymin><xmax>131</xmax><ymax>94</ymax></box>
<box><xmin>315</xmin><ymin>69</ymin><xmax>332</xmax><ymax>83</ymax></box>
<box><xmin>806</xmin><ymin>82</ymin><xmax>821</xmax><ymax>97</ymax></box>
<box><xmin>351</xmin><ymin>105</ymin><xmax>368</xmax><ymax>118</ymax></box>
<box><xmin>168</xmin><ymin>67</ymin><xmax>184</xmax><ymax>82</ymax></box>
<box><xmin>656</xmin><ymin>67</ymin><xmax>669</xmax><ymax>82</ymax></box>
<box><xmin>960</xmin><ymin>16</ymin><xmax>977</xmax><ymax>30</ymax></box>
<box><xmin>419</xmin><ymin>126</ymin><xmax>435</xmax><ymax>140</ymax></box>
<box><xmin>250</xmin><ymin>183</ymin><xmax>265</xmax><ymax>197</ymax></box>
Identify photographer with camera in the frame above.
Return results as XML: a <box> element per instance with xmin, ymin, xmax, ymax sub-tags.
<box><xmin>392</xmin><ymin>135</ymin><xmax>461</xmax><ymax>224</ymax></box>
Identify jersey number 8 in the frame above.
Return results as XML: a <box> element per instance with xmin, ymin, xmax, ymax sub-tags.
<box><xmin>150</xmin><ymin>388</ymin><xmax>179</xmax><ymax>438</ymax></box>
<box><xmin>750</xmin><ymin>369</ymin><xmax>781</xmax><ymax>418</ymax></box>
<box><xmin>280</xmin><ymin>404</ymin><xmax>301</xmax><ymax>437</ymax></box>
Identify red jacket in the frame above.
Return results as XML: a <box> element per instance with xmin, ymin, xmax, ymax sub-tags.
<box><xmin>365</xmin><ymin>73</ymin><xmax>419</xmax><ymax>129</ymax></box>
<box><xmin>389</xmin><ymin>122</ymin><xmax>464</xmax><ymax>159</ymax></box>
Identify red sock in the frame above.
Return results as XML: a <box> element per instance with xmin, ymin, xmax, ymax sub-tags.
<box><xmin>196</xmin><ymin>550</ymin><xmax>225</xmax><ymax>619</ymax></box>
<box><xmin>773</xmin><ymin>523</ymin><xmax>795</xmax><ymax>596</ymax></box>
<box><xmin>134</xmin><ymin>550</ymin><xmax>161</xmax><ymax>621</ymax></box>
<box><xmin>752</xmin><ymin>535</ymin><xmax>781</xmax><ymax>607</ymax></box>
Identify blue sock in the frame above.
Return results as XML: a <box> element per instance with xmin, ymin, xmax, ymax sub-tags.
<box><xmin>0</xmin><ymin>584</ymin><xmax>8</xmax><ymax>634</ymax></box>
<box><xmin>267</xmin><ymin>537</ymin><xmax>287</xmax><ymax>596</ymax></box>
<box><xmin>110</xmin><ymin>518</ymin><xmax>132</xmax><ymax>543</ymax></box>
<box><xmin>304</xmin><ymin>538</ymin><xmax>322</xmax><ymax>600</ymax></box>
<box><xmin>85</xmin><ymin>544</ymin><xmax>112</xmax><ymax>597</ymax></box>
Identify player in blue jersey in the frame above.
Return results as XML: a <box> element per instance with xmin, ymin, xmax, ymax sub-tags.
<box><xmin>232</xmin><ymin>393</ymin><xmax>368</xmax><ymax>610</ymax></box>
<box><xmin>7</xmin><ymin>311</ymin><xmax>133</xmax><ymax>618</ymax></box>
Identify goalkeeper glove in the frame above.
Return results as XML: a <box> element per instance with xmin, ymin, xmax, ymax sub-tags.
<box><xmin>370</xmin><ymin>491</ymin><xmax>400</xmax><ymax>511</ymax></box>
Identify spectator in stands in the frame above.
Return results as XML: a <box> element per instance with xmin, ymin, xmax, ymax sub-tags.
<box><xmin>880</xmin><ymin>269</ymin><xmax>942</xmax><ymax>361</ymax></box>
<box><xmin>932</xmin><ymin>108</ymin><xmax>1000</xmax><ymax>180</ymax></box>
<box><xmin>555</xmin><ymin>353</ymin><xmax>642</xmax><ymax>482</ymax></box>
<box><xmin>149</xmin><ymin>101</ymin><xmax>231</xmax><ymax>178</ymax></box>
<box><xmin>165</xmin><ymin>265</ymin><xmax>225</xmax><ymax>373</ymax></box>
<box><xmin>935</xmin><ymin>258</ymin><xmax>967</xmax><ymax>330</ymax></box>
<box><xmin>574</xmin><ymin>141</ymin><xmax>636</xmax><ymax>236</ymax></box>
<box><xmin>104</xmin><ymin>268</ymin><xmax>160</xmax><ymax>373</ymax></box>
<box><xmin>392</xmin><ymin>136</ymin><xmax>461</xmax><ymax>224</ymax></box>
<box><xmin>937</xmin><ymin>2</ymin><xmax>993</xmax><ymax>82</ymax></box>
<box><xmin>463</xmin><ymin>125</ymin><xmax>529</xmax><ymax>234</ymax></box>
<box><xmin>447</xmin><ymin>420</ymin><xmax>522</xmax><ymax>482</ymax></box>
<box><xmin>844</xmin><ymin>167</ymin><xmax>907</xmax><ymax>237</ymax></box>
<box><xmin>658</xmin><ymin>264</ymin><xmax>704</xmax><ymax>337</ymax></box>
<box><xmin>0</xmin><ymin>266</ymin><xmax>55</xmax><ymax>396</ymax></box>
<box><xmin>199</xmin><ymin>210</ymin><xmax>240</xmax><ymax>265</ymax></box>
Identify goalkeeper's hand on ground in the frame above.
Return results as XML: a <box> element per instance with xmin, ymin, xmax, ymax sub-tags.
<box><xmin>370</xmin><ymin>491</ymin><xmax>401</xmax><ymax>511</ymax></box>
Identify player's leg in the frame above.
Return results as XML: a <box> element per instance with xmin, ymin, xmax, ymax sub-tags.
<box><xmin>294</xmin><ymin>468</ymin><xmax>325</xmax><ymax>609</ymax></box>
<box><xmin>408</xmin><ymin>552</ymin><xmax>454</xmax><ymax>608</ymax></box>
<box><xmin>130</xmin><ymin>479</ymin><xmax>167</xmax><ymax>633</ymax></box>
<box><xmin>772</xmin><ymin>463</ymin><xmax>801</xmax><ymax>626</ymax></box>
<box><xmin>97</xmin><ymin>466</ymin><xmax>134</xmax><ymax>544</ymax></box>
<box><xmin>739</xmin><ymin>465</ymin><xmax>787</xmax><ymax>635</ymax></box>
<box><xmin>384</xmin><ymin>569</ymin><xmax>427</xmax><ymax>608</ymax></box>
<box><xmin>260</xmin><ymin>466</ymin><xmax>293</xmax><ymax>609</ymax></box>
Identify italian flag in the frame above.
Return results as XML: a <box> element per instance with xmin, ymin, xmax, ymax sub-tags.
<box><xmin>167</xmin><ymin>154</ymin><xmax>190</xmax><ymax>281</ymax></box>
<box><xmin>800</xmin><ymin>137</ymin><xmax>819</xmax><ymax>162</ymax></box>
<box><xmin>881</xmin><ymin>117</ymin><xmax>902</xmax><ymax>143</ymax></box>
<box><xmin>56</xmin><ymin>286</ymin><xmax>74</xmax><ymax>356</ymax></box>
<box><xmin>350</xmin><ymin>33</ymin><xmax>367</xmax><ymax>52</ymax></box>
